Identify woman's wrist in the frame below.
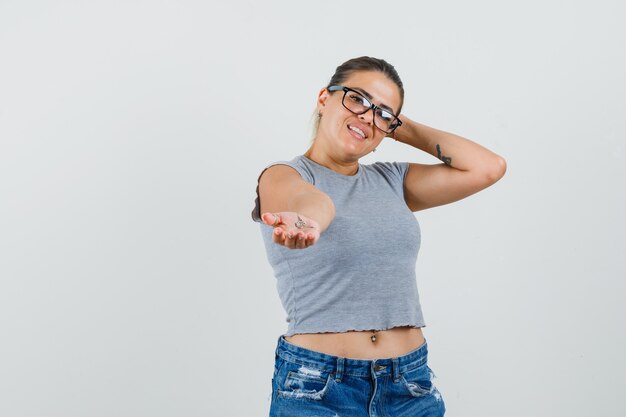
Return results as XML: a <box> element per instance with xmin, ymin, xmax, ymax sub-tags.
<box><xmin>390</xmin><ymin>114</ymin><xmax>412</xmax><ymax>144</ymax></box>
<box><xmin>390</xmin><ymin>115</ymin><xmax>428</xmax><ymax>149</ymax></box>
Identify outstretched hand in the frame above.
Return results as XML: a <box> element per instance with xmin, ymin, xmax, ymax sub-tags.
<box><xmin>261</xmin><ymin>212</ymin><xmax>321</xmax><ymax>249</ymax></box>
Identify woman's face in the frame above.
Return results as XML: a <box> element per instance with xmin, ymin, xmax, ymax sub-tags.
<box><xmin>316</xmin><ymin>71</ymin><xmax>402</xmax><ymax>160</ymax></box>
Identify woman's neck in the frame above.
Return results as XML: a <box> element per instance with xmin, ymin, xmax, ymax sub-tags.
<box><xmin>304</xmin><ymin>146</ymin><xmax>359</xmax><ymax>176</ymax></box>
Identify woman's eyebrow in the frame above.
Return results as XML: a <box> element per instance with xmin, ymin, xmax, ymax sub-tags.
<box><xmin>351</xmin><ymin>87</ymin><xmax>396</xmax><ymax>114</ymax></box>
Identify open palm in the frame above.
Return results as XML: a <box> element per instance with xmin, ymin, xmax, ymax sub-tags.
<box><xmin>260</xmin><ymin>212</ymin><xmax>320</xmax><ymax>249</ymax></box>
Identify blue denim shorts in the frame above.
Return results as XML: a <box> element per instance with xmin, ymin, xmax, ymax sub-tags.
<box><xmin>270</xmin><ymin>334</ymin><xmax>446</xmax><ymax>417</ymax></box>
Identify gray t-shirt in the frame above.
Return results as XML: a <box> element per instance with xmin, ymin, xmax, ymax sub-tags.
<box><xmin>252</xmin><ymin>154</ymin><xmax>425</xmax><ymax>336</ymax></box>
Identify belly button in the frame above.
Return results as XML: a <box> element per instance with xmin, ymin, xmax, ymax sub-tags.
<box><xmin>371</xmin><ymin>330</ymin><xmax>377</xmax><ymax>342</ymax></box>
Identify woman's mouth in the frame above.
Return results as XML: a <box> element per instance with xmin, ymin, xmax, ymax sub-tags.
<box><xmin>348</xmin><ymin>124</ymin><xmax>367</xmax><ymax>140</ymax></box>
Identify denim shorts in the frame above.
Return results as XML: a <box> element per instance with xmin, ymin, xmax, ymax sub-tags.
<box><xmin>270</xmin><ymin>334</ymin><xmax>446</xmax><ymax>417</ymax></box>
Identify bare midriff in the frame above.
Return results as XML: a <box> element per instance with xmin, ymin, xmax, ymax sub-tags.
<box><xmin>283</xmin><ymin>326</ymin><xmax>425</xmax><ymax>360</ymax></box>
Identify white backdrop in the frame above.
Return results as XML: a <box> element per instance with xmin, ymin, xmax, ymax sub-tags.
<box><xmin>1</xmin><ymin>1</ymin><xmax>624</xmax><ymax>416</ymax></box>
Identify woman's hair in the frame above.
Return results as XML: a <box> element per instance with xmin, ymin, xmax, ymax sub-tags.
<box><xmin>311</xmin><ymin>56</ymin><xmax>404</xmax><ymax>139</ymax></box>
<box><xmin>327</xmin><ymin>56</ymin><xmax>404</xmax><ymax>111</ymax></box>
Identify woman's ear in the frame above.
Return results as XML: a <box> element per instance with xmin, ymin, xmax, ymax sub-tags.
<box><xmin>316</xmin><ymin>87</ymin><xmax>329</xmax><ymax>113</ymax></box>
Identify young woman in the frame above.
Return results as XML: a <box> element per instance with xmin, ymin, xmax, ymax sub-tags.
<box><xmin>252</xmin><ymin>56</ymin><xmax>506</xmax><ymax>416</ymax></box>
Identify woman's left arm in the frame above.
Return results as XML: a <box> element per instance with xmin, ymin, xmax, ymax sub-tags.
<box><xmin>392</xmin><ymin>115</ymin><xmax>507</xmax><ymax>212</ymax></box>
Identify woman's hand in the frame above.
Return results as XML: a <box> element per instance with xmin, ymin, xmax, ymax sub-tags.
<box><xmin>261</xmin><ymin>212</ymin><xmax>320</xmax><ymax>249</ymax></box>
<box><xmin>386</xmin><ymin>114</ymin><xmax>407</xmax><ymax>141</ymax></box>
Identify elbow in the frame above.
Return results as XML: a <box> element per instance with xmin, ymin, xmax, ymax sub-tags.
<box><xmin>485</xmin><ymin>155</ymin><xmax>507</xmax><ymax>184</ymax></box>
<box><xmin>324</xmin><ymin>193</ymin><xmax>337</xmax><ymax>218</ymax></box>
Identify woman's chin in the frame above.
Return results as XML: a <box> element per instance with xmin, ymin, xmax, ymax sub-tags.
<box><xmin>341</xmin><ymin>134</ymin><xmax>370</xmax><ymax>154</ymax></box>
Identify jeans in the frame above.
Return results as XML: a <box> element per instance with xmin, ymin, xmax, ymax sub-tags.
<box><xmin>270</xmin><ymin>334</ymin><xmax>446</xmax><ymax>417</ymax></box>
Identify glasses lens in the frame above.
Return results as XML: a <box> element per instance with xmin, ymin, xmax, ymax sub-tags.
<box><xmin>343</xmin><ymin>90</ymin><xmax>371</xmax><ymax>114</ymax></box>
<box><xmin>374</xmin><ymin>108</ymin><xmax>399</xmax><ymax>133</ymax></box>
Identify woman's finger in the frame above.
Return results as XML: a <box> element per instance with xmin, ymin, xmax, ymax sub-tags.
<box><xmin>261</xmin><ymin>212</ymin><xmax>282</xmax><ymax>227</ymax></box>
<box><xmin>272</xmin><ymin>227</ymin><xmax>285</xmax><ymax>244</ymax></box>
<box><xmin>272</xmin><ymin>227</ymin><xmax>294</xmax><ymax>248</ymax></box>
<box><xmin>295</xmin><ymin>232</ymin><xmax>306</xmax><ymax>249</ymax></box>
<box><xmin>299</xmin><ymin>233</ymin><xmax>313</xmax><ymax>248</ymax></box>
<box><xmin>261</xmin><ymin>212</ymin><xmax>274</xmax><ymax>225</ymax></box>
<box><xmin>284</xmin><ymin>230</ymin><xmax>297</xmax><ymax>249</ymax></box>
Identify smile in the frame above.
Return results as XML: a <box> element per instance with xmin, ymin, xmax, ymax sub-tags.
<box><xmin>348</xmin><ymin>124</ymin><xmax>367</xmax><ymax>139</ymax></box>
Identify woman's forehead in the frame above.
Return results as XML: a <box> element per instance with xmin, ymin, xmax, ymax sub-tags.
<box><xmin>340</xmin><ymin>71</ymin><xmax>402</xmax><ymax>112</ymax></box>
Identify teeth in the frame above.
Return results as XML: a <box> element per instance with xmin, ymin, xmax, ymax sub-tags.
<box><xmin>349</xmin><ymin>125</ymin><xmax>365</xmax><ymax>138</ymax></box>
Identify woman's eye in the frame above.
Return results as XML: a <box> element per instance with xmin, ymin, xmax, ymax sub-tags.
<box><xmin>349</xmin><ymin>94</ymin><xmax>367</xmax><ymax>105</ymax></box>
<box><xmin>377</xmin><ymin>109</ymin><xmax>393</xmax><ymax>121</ymax></box>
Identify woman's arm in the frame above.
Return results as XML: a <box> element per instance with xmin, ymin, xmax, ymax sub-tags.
<box><xmin>392</xmin><ymin>115</ymin><xmax>507</xmax><ymax>212</ymax></box>
<box><xmin>258</xmin><ymin>164</ymin><xmax>336</xmax><ymax>249</ymax></box>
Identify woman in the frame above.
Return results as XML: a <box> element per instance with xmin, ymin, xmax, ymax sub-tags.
<box><xmin>252</xmin><ymin>56</ymin><xmax>506</xmax><ymax>416</ymax></box>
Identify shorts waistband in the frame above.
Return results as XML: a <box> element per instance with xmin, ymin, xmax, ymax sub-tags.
<box><xmin>274</xmin><ymin>334</ymin><xmax>429</xmax><ymax>379</ymax></box>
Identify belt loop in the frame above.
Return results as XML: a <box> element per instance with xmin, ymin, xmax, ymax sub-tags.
<box><xmin>335</xmin><ymin>357</ymin><xmax>345</xmax><ymax>382</ymax></box>
<box><xmin>392</xmin><ymin>358</ymin><xmax>400</xmax><ymax>383</ymax></box>
<box><xmin>275</xmin><ymin>335</ymin><xmax>281</xmax><ymax>357</ymax></box>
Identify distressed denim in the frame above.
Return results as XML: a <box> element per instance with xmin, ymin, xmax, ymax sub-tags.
<box><xmin>270</xmin><ymin>335</ymin><xmax>446</xmax><ymax>417</ymax></box>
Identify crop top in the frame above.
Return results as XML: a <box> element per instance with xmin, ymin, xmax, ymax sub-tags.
<box><xmin>251</xmin><ymin>154</ymin><xmax>426</xmax><ymax>336</ymax></box>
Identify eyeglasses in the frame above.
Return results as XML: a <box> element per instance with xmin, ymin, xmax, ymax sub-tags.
<box><xmin>327</xmin><ymin>85</ymin><xmax>402</xmax><ymax>134</ymax></box>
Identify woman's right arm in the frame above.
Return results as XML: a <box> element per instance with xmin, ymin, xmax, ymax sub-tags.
<box><xmin>258</xmin><ymin>164</ymin><xmax>335</xmax><ymax>249</ymax></box>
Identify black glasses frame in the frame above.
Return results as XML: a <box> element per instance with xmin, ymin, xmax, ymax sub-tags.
<box><xmin>327</xmin><ymin>85</ymin><xmax>402</xmax><ymax>133</ymax></box>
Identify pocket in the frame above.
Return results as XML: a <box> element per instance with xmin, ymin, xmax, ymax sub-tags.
<box><xmin>400</xmin><ymin>363</ymin><xmax>436</xmax><ymax>398</ymax></box>
<box><xmin>275</xmin><ymin>358</ymin><xmax>334</xmax><ymax>400</ymax></box>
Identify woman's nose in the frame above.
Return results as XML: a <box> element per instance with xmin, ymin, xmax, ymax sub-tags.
<box><xmin>358</xmin><ymin>110</ymin><xmax>374</xmax><ymax>124</ymax></box>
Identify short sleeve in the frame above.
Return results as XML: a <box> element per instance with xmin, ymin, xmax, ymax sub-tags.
<box><xmin>250</xmin><ymin>158</ymin><xmax>315</xmax><ymax>223</ymax></box>
<box><xmin>370</xmin><ymin>161</ymin><xmax>410</xmax><ymax>200</ymax></box>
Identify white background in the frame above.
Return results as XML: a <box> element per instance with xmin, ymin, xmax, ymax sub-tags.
<box><xmin>1</xmin><ymin>1</ymin><xmax>624</xmax><ymax>416</ymax></box>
